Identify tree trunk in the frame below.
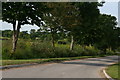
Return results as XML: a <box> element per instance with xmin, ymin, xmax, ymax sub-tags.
<box><xmin>51</xmin><ymin>32</ymin><xmax>55</xmax><ymax>48</ymax></box>
<box><xmin>50</xmin><ymin>28</ymin><xmax>55</xmax><ymax>48</ymax></box>
<box><xmin>12</xmin><ymin>21</ymin><xmax>21</xmax><ymax>53</ymax></box>
<box><xmin>70</xmin><ymin>35</ymin><xmax>74</xmax><ymax>51</ymax></box>
<box><xmin>12</xmin><ymin>22</ymin><xmax>16</xmax><ymax>53</ymax></box>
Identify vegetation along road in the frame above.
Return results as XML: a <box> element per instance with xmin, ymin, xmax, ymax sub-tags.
<box><xmin>2</xmin><ymin>56</ymin><xmax>118</xmax><ymax>78</ymax></box>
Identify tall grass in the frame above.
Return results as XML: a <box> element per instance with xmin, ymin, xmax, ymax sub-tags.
<box><xmin>2</xmin><ymin>39</ymin><xmax>116</xmax><ymax>59</ymax></box>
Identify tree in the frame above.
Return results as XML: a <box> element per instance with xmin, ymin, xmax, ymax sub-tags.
<box><xmin>60</xmin><ymin>2</ymin><xmax>100</xmax><ymax>50</ymax></box>
<box><xmin>55</xmin><ymin>3</ymin><xmax>81</xmax><ymax>50</ymax></box>
<box><xmin>93</xmin><ymin>14</ymin><xmax>117</xmax><ymax>52</ymax></box>
<box><xmin>2</xmin><ymin>30</ymin><xmax>13</xmax><ymax>38</ymax></box>
<box><xmin>2</xmin><ymin>2</ymin><xmax>47</xmax><ymax>53</ymax></box>
<box><xmin>0</xmin><ymin>2</ymin><xmax>1</xmax><ymax>20</ymax></box>
<box><xmin>42</xmin><ymin>3</ymin><xmax>67</xmax><ymax>48</ymax></box>
<box><xmin>36</xmin><ymin>29</ymin><xmax>52</xmax><ymax>41</ymax></box>
<box><xmin>40</xmin><ymin>2</ymin><xmax>102</xmax><ymax>51</ymax></box>
<box><xmin>114</xmin><ymin>27</ymin><xmax>120</xmax><ymax>49</ymax></box>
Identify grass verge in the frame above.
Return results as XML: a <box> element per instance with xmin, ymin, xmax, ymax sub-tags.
<box><xmin>106</xmin><ymin>63</ymin><xmax>119</xmax><ymax>80</ymax></box>
<box><xmin>1</xmin><ymin>55</ymin><xmax>106</xmax><ymax>66</ymax></box>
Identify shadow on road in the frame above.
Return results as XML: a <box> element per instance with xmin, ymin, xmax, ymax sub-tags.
<box><xmin>62</xmin><ymin>56</ymin><xmax>118</xmax><ymax>67</ymax></box>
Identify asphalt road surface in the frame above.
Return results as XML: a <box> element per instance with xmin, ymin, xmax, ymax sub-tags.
<box><xmin>2</xmin><ymin>56</ymin><xmax>118</xmax><ymax>78</ymax></box>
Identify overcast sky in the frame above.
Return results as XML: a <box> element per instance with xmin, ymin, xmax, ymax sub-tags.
<box><xmin>0</xmin><ymin>1</ymin><xmax>119</xmax><ymax>32</ymax></box>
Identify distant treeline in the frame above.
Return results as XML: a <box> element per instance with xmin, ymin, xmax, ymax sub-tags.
<box><xmin>1</xmin><ymin>29</ymin><xmax>67</xmax><ymax>40</ymax></box>
<box><xmin>1</xmin><ymin>26</ymin><xmax>120</xmax><ymax>52</ymax></box>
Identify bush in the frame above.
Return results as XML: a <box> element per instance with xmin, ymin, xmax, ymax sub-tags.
<box><xmin>106</xmin><ymin>49</ymin><xmax>115</xmax><ymax>55</ymax></box>
<box><xmin>2</xmin><ymin>40</ymin><xmax>12</xmax><ymax>59</ymax></box>
<box><xmin>115</xmin><ymin>47</ymin><xmax>120</xmax><ymax>52</ymax></box>
<box><xmin>68</xmin><ymin>45</ymin><xmax>84</xmax><ymax>57</ymax></box>
<box><xmin>82</xmin><ymin>45</ymin><xmax>100</xmax><ymax>56</ymax></box>
<box><xmin>30</xmin><ymin>41</ymin><xmax>55</xmax><ymax>58</ymax></box>
<box><xmin>14</xmin><ymin>40</ymin><xmax>32</xmax><ymax>59</ymax></box>
<box><xmin>54</xmin><ymin>47</ymin><xmax>69</xmax><ymax>57</ymax></box>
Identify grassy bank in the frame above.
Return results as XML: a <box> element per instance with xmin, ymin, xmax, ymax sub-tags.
<box><xmin>1</xmin><ymin>56</ymin><xmax>106</xmax><ymax>66</ymax></box>
<box><xmin>106</xmin><ymin>63</ymin><xmax>119</xmax><ymax>80</ymax></box>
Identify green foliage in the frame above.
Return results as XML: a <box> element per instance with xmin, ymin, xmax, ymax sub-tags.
<box><xmin>83</xmin><ymin>45</ymin><xmax>100</xmax><ymax>56</ymax></box>
<box><xmin>92</xmin><ymin>14</ymin><xmax>118</xmax><ymax>50</ymax></box>
<box><xmin>2</xmin><ymin>30</ymin><xmax>13</xmax><ymax>38</ymax></box>
<box><xmin>2</xmin><ymin>40</ymin><xmax>12</xmax><ymax>59</ymax></box>
<box><xmin>116</xmin><ymin>47</ymin><xmax>120</xmax><ymax>52</ymax></box>
<box><xmin>68</xmin><ymin>45</ymin><xmax>84</xmax><ymax>57</ymax></box>
<box><xmin>31</xmin><ymin>41</ymin><xmax>55</xmax><ymax>58</ymax></box>
<box><xmin>106</xmin><ymin>49</ymin><xmax>115</xmax><ymax>55</ymax></box>
<box><xmin>2</xmin><ymin>40</ymin><xmax>115</xmax><ymax>60</ymax></box>
<box><xmin>19</xmin><ymin>31</ymin><xmax>30</xmax><ymax>39</ymax></box>
<box><xmin>2</xmin><ymin>39</ymin><xmax>32</xmax><ymax>59</ymax></box>
<box><xmin>54</xmin><ymin>47</ymin><xmax>69</xmax><ymax>57</ymax></box>
<box><xmin>13</xmin><ymin>40</ymin><xmax>32</xmax><ymax>59</ymax></box>
<box><xmin>2</xmin><ymin>2</ymin><xmax>48</xmax><ymax>26</ymax></box>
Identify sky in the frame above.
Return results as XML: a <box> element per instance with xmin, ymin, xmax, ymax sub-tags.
<box><xmin>0</xmin><ymin>1</ymin><xmax>119</xmax><ymax>32</ymax></box>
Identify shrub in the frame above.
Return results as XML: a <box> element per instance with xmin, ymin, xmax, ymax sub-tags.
<box><xmin>30</xmin><ymin>41</ymin><xmax>55</xmax><ymax>58</ymax></box>
<box><xmin>69</xmin><ymin>45</ymin><xmax>84</xmax><ymax>57</ymax></box>
<box><xmin>2</xmin><ymin>40</ymin><xmax>12</xmax><ymax>59</ymax></box>
<box><xmin>11</xmin><ymin>39</ymin><xmax>33</xmax><ymax>59</ymax></box>
<box><xmin>82</xmin><ymin>45</ymin><xmax>100</xmax><ymax>56</ymax></box>
<box><xmin>106</xmin><ymin>49</ymin><xmax>115</xmax><ymax>55</ymax></box>
<box><xmin>54</xmin><ymin>47</ymin><xmax>69</xmax><ymax>57</ymax></box>
<box><xmin>115</xmin><ymin>47</ymin><xmax>120</xmax><ymax>52</ymax></box>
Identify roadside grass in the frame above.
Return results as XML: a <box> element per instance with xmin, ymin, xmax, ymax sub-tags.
<box><xmin>1</xmin><ymin>55</ymin><xmax>106</xmax><ymax>66</ymax></box>
<box><xmin>106</xmin><ymin>63</ymin><xmax>119</xmax><ymax>80</ymax></box>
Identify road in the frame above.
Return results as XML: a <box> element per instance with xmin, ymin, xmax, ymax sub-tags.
<box><xmin>2</xmin><ymin>56</ymin><xmax>118</xmax><ymax>78</ymax></box>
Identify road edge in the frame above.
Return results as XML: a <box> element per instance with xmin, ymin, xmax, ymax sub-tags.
<box><xmin>0</xmin><ymin>63</ymin><xmax>39</xmax><ymax>70</ymax></box>
<box><xmin>103</xmin><ymin>68</ymin><xmax>115</xmax><ymax>80</ymax></box>
<box><xmin>1</xmin><ymin>55</ymin><xmax>118</xmax><ymax>70</ymax></box>
<box><xmin>0</xmin><ymin>57</ymin><xmax>91</xmax><ymax>70</ymax></box>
